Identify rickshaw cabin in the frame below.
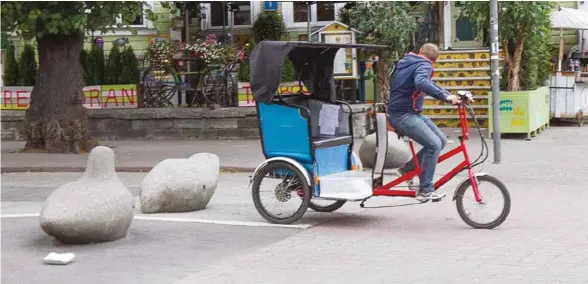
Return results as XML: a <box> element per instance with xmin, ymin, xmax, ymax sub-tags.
<box><xmin>250</xmin><ymin>41</ymin><xmax>381</xmax><ymax>179</ymax></box>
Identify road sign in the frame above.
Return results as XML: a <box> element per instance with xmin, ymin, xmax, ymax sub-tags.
<box><xmin>264</xmin><ymin>1</ymin><xmax>277</xmax><ymax>11</ymax></box>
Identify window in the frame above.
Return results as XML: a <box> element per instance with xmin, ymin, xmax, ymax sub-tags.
<box><xmin>294</xmin><ymin>2</ymin><xmax>308</xmax><ymax>23</ymax></box>
<box><xmin>232</xmin><ymin>2</ymin><xmax>252</xmax><ymax>26</ymax></box>
<box><xmin>316</xmin><ymin>2</ymin><xmax>335</xmax><ymax>22</ymax></box>
<box><xmin>282</xmin><ymin>2</ymin><xmax>344</xmax><ymax>27</ymax></box>
<box><xmin>130</xmin><ymin>6</ymin><xmax>144</xmax><ymax>26</ymax></box>
<box><xmin>209</xmin><ymin>2</ymin><xmax>229</xmax><ymax>27</ymax></box>
<box><xmin>206</xmin><ymin>1</ymin><xmax>254</xmax><ymax>28</ymax></box>
<box><xmin>118</xmin><ymin>4</ymin><xmax>145</xmax><ymax>27</ymax></box>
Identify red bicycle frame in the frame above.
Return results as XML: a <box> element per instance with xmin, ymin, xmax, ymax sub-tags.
<box><xmin>372</xmin><ymin>103</ymin><xmax>482</xmax><ymax>202</ymax></box>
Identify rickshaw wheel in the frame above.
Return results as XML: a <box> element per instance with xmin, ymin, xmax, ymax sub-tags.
<box><xmin>455</xmin><ymin>175</ymin><xmax>511</xmax><ymax>229</ymax></box>
<box><xmin>251</xmin><ymin>161</ymin><xmax>311</xmax><ymax>224</ymax></box>
<box><xmin>308</xmin><ymin>200</ymin><xmax>346</xmax><ymax>212</ymax></box>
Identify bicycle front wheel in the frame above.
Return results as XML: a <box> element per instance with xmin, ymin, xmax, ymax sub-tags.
<box><xmin>455</xmin><ymin>175</ymin><xmax>511</xmax><ymax>229</ymax></box>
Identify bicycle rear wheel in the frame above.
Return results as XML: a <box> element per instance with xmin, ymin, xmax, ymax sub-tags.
<box><xmin>455</xmin><ymin>175</ymin><xmax>511</xmax><ymax>229</ymax></box>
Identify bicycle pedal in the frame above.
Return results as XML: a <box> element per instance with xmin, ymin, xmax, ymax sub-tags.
<box><xmin>432</xmin><ymin>198</ymin><xmax>442</xmax><ymax>203</ymax></box>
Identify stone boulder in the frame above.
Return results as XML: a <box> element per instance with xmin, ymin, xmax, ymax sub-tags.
<box><xmin>139</xmin><ymin>153</ymin><xmax>220</xmax><ymax>213</ymax></box>
<box><xmin>358</xmin><ymin>132</ymin><xmax>412</xmax><ymax>169</ymax></box>
<box><xmin>39</xmin><ymin>146</ymin><xmax>134</xmax><ymax>244</ymax></box>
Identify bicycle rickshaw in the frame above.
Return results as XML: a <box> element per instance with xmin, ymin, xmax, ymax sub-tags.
<box><xmin>249</xmin><ymin>41</ymin><xmax>511</xmax><ymax>229</ymax></box>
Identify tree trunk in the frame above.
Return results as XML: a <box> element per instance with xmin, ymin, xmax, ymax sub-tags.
<box><xmin>24</xmin><ymin>32</ymin><xmax>94</xmax><ymax>154</ymax></box>
<box><xmin>377</xmin><ymin>60</ymin><xmax>390</xmax><ymax>106</ymax></box>
<box><xmin>507</xmin><ymin>40</ymin><xmax>525</xmax><ymax>92</ymax></box>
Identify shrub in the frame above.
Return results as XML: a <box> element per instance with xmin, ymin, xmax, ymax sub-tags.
<box><xmin>281</xmin><ymin>58</ymin><xmax>296</xmax><ymax>82</ymax></box>
<box><xmin>252</xmin><ymin>11</ymin><xmax>287</xmax><ymax>43</ymax></box>
<box><xmin>3</xmin><ymin>44</ymin><xmax>20</xmax><ymax>86</ymax></box>
<box><xmin>19</xmin><ymin>43</ymin><xmax>37</xmax><ymax>86</ymax></box>
<box><xmin>105</xmin><ymin>45</ymin><xmax>123</xmax><ymax>84</ymax></box>
<box><xmin>86</xmin><ymin>45</ymin><xmax>106</xmax><ymax>85</ymax></box>
<box><xmin>120</xmin><ymin>46</ymin><xmax>140</xmax><ymax>84</ymax></box>
<box><xmin>237</xmin><ymin>40</ymin><xmax>255</xmax><ymax>82</ymax></box>
<box><xmin>80</xmin><ymin>49</ymin><xmax>91</xmax><ymax>85</ymax></box>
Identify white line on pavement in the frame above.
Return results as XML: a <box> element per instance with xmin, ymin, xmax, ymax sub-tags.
<box><xmin>0</xmin><ymin>213</ymin><xmax>314</xmax><ymax>229</ymax></box>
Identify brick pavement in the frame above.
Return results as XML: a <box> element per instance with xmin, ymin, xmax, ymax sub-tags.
<box><xmin>166</xmin><ymin>124</ymin><xmax>588</xmax><ymax>283</ymax></box>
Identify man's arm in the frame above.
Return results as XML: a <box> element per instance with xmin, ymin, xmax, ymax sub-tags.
<box><xmin>414</xmin><ymin>63</ymin><xmax>449</xmax><ymax>101</ymax></box>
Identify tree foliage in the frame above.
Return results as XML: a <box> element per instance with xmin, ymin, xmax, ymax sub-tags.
<box><xmin>19</xmin><ymin>43</ymin><xmax>38</xmax><ymax>86</ymax></box>
<box><xmin>342</xmin><ymin>1</ymin><xmax>418</xmax><ymax>103</ymax></box>
<box><xmin>105</xmin><ymin>45</ymin><xmax>123</xmax><ymax>85</ymax></box>
<box><xmin>461</xmin><ymin>2</ymin><xmax>555</xmax><ymax>91</ymax></box>
<box><xmin>252</xmin><ymin>11</ymin><xmax>287</xmax><ymax>43</ymax></box>
<box><xmin>3</xmin><ymin>44</ymin><xmax>20</xmax><ymax>86</ymax></box>
<box><xmin>345</xmin><ymin>2</ymin><xmax>417</xmax><ymax>61</ymax></box>
<box><xmin>1</xmin><ymin>2</ymin><xmax>150</xmax><ymax>40</ymax></box>
<box><xmin>120</xmin><ymin>46</ymin><xmax>140</xmax><ymax>84</ymax></box>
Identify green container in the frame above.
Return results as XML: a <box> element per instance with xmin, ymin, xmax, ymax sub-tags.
<box><xmin>488</xmin><ymin>86</ymin><xmax>550</xmax><ymax>140</ymax></box>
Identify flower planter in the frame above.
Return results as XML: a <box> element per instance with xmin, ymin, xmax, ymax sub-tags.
<box><xmin>488</xmin><ymin>86</ymin><xmax>550</xmax><ymax>140</ymax></box>
<box><xmin>1</xmin><ymin>84</ymin><xmax>140</xmax><ymax>110</ymax></box>
<box><xmin>237</xmin><ymin>81</ymin><xmax>309</xmax><ymax>107</ymax></box>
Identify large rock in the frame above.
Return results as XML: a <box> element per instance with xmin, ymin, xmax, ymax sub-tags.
<box><xmin>139</xmin><ymin>153</ymin><xmax>220</xmax><ymax>213</ymax></box>
<box><xmin>358</xmin><ymin>132</ymin><xmax>412</xmax><ymax>169</ymax></box>
<box><xmin>39</xmin><ymin>146</ymin><xmax>134</xmax><ymax>244</ymax></box>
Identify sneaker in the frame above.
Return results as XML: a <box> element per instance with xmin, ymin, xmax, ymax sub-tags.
<box><xmin>398</xmin><ymin>168</ymin><xmax>419</xmax><ymax>190</ymax></box>
<box><xmin>416</xmin><ymin>191</ymin><xmax>446</xmax><ymax>202</ymax></box>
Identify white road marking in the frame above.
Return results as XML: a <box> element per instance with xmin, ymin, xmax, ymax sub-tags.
<box><xmin>0</xmin><ymin>213</ymin><xmax>314</xmax><ymax>229</ymax></box>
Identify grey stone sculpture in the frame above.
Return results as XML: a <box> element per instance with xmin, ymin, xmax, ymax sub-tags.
<box><xmin>139</xmin><ymin>153</ymin><xmax>220</xmax><ymax>213</ymax></box>
<box><xmin>358</xmin><ymin>132</ymin><xmax>412</xmax><ymax>169</ymax></box>
<box><xmin>39</xmin><ymin>146</ymin><xmax>134</xmax><ymax>244</ymax></box>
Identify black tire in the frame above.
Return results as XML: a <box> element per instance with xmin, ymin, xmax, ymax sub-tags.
<box><xmin>455</xmin><ymin>175</ymin><xmax>511</xmax><ymax>229</ymax></box>
<box><xmin>252</xmin><ymin>161</ymin><xmax>311</xmax><ymax>224</ymax></box>
<box><xmin>308</xmin><ymin>200</ymin><xmax>346</xmax><ymax>212</ymax></box>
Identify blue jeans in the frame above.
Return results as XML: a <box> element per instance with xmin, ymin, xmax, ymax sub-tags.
<box><xmin>387</xmin><ymin>112</ymin><xmax>447</xmax><ymax>193</ymax></box>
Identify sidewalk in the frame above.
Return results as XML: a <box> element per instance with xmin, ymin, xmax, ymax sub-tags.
<box><xmin>1</xmin><ymin>140</ymin><xmax>271</xmax><ymax>172</ymax></box>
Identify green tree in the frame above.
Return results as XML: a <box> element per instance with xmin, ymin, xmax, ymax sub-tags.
<box><xmin>3</xmin><ymin>44</ymin><xmax>19</xmax><ymax>86</ymax></box>
<box><xmin>105</xmin><ymin>45</ymin><xmax>123</xmax><ymax>85</ymax></box>
<box><xmin>19</xmin><ymin>43</ymin><xmax>37</xmax><ymax>86</ymax></box>
<box><xmin>120</xmin><ymin>46</ymin><xmax>140</xmax><ymax>84</ymax></box>
<box><xmin>1</xmin><ymin>1</ymin><xmax>150</xmax><ymax>153</ymax></box>
<box><xmin>281</xmin><ymin>58</ymin><xmax>296</xmax><ymax>82</ymax></box>
<box><xmin>461</xmin><ymin>2</ymin><xmax>555</xmax><ymax>91</ymax></box>
<box><xmin>252</xmin><ymin>11</ymin><xmax>287</xmax><ymax>43</ymax></box>
<box><xmin>343</xmin><ymin>2</ymin><xmax>417</xmax><ymax>104</ymax></box>
<box><xmin>86</xmin><ymin>44</ymin><xmax>106</xmax><ymax>85</ymax></box>
<box><xmin>80</xmin><ymin>49</ymin><xmax>91</xmax><ymax>85</ymax></box>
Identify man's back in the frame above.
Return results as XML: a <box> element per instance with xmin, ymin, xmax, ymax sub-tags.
<box><xmin>387</xmin><ymin>53</ymin><xmax>448</xmax><ymax>114</ymax></box>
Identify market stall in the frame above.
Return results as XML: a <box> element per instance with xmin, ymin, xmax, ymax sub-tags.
<box><xmin>550</xmin><ymin>7</ymin><xmax>588</xmax><ymax>126</ymax></box>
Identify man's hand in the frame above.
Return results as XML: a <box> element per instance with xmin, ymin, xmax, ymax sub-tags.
<box><xmin>446</xmin><ymin>94</ymin><xmax>461</xmax><ymax>105</ymax></box>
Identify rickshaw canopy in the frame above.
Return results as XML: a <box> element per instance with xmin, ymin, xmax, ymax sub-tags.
<box><xmin>249</xmin><ymin>41</ymin><xmax>386</xmax><ymax>103</ymax></box>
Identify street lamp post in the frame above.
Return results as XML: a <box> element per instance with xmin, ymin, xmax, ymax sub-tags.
<box><xmin>489</xmin><ymin>0</ymin><xmax>501</xmax><ymax>163</ymax></box>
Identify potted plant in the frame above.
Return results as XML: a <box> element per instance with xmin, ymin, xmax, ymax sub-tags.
<box><xmin>462</xmin><ymin>2</ymin><xmax>554</xmax><ymax>139</ymax></box>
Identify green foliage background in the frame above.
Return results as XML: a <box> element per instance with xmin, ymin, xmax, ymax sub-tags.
<box><xmin>461</xmin><ymin>1</ymin><xmax>555</xmax><ymax>91</ymax></box>
<box><xmin>3</xmin><ymin>44</ymin><xmax>20</xmax><ymax>86</ymax></box>
<box><xmin>18</xmin><ymin>43</ymin><xmax>37</xmax><ymax>86</ymax></box>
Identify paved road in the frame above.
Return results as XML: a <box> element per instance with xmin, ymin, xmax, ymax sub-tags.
<box><xmin>2</xmin><ymin>123</ymin><xmax>588</xmax><ymax>283</ymax></box>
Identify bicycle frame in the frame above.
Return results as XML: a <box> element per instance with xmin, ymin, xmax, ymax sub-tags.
<box><xmin>372</xmin><ymin>103</ymin><xmax>483</xmax><ymax>203</ymax></box>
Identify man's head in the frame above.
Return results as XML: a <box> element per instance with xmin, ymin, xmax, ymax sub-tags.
<box><xmin>419</xmin><ymin>43</ymin><xmax>440</xmax><ymax>62</ymax></box>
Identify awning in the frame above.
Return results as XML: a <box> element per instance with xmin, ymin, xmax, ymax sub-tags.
<box><xmin>551</xmin><ymin>7</ymin><xmax>588</xmax><ymax>30</ymax></box>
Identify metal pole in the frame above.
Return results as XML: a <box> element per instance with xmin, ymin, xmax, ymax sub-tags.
<box><xmin>307</xmin><ymin>2</ymin><xmax>312</xmax><ymax>42</ymax></box>
<box><xmin>489</xmin><ymin>0</ymin><xmax>501</xmax><ymax>163</ymax></box>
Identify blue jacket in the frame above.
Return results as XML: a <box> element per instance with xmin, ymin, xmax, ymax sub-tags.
<box><xmin>387</xmin><ymin>53</ymin><xmax>449</xmax><ymax>114</ymax></box>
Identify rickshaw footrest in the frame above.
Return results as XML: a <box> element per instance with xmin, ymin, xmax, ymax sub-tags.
<box><xmin>318</xmin><ymin>171</ymin><xmax>374</xmax><ymax>201</ymax></box>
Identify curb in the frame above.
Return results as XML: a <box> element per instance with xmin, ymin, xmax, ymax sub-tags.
<box><xmin>1</xmin><ymin>166</ymin><xmax>257</xmax><ymax>173</ymax></box>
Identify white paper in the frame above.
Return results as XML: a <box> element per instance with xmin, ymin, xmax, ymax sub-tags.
<box><xmin>319</xmin><ymin>104</ymin><xmax>340</xmax><ymax>135</ymax></box>
<box><xmin>43</xmin><ymin>252</ymin><xmax>76</xmax><ymax>265</ymax></box>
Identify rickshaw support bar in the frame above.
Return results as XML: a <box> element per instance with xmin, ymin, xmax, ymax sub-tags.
<box><xmin>372</xmin><ymin>142</ymin><xmax>470</xmax><ymax>197</ymax></box>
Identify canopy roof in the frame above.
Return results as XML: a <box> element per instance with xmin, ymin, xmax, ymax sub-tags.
<box><xmin>249</xmin><ymin>41</ymin><xmax>386</xmax><ymax>103</ymax></box>
<box><xmin>551</xmin><ymin>7</ymin><xmax>588</xmax><ymax>30</ymax></box>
